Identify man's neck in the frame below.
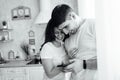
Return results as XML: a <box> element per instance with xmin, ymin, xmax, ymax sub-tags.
<box><xmin>77</xmin><ymin>17</ymin><xmax>85</xmax><ymax>30</ymax></box>
<box><xmin>77</xmin><ymin>17</ymin><xmax>84</xmax><ymax>27</ymax></box>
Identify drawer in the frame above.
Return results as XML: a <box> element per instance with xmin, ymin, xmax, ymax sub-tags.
<box><xmin>4</xmin><ymin>76</ymin><xmax>27</xmax><ymax>80</ymax></box>
<box><xmin>4</xmin><ymin>68</ymin><xmax>26</xmax><ymax>75</ymax></box>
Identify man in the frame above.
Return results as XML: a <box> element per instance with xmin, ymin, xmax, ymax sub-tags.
<box><xmin>58</xmin><ymin>4</ymin><xmax>97</xmax><ymax>80</ymax></box>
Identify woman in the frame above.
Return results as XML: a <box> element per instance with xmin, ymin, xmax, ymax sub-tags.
<box><xmin>40</xmin><ymin>4</ymin><xmax>72</xmax><ymax>80</ymax></box>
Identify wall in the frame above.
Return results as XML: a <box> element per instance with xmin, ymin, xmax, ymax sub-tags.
<box><xmin>0</xmin><ymin>0</ymin><xmax>78</xmax><ymax>60</ymax></box>
<box><xmin>77</xmin><ymin>0</ymin><xmax>95</xmax><ymax>18</ymax></box>
<box><xmin>50</xmin><ymin>0</ymin><xmax>78</xmax><ymax>14</ymax></box>
<box><xmin>96</xmin><ymin>0</ymin><xmax>120</xmax><ymax>79</ymax></box>
<box><xmin>0</xmin><ymin>0</ymin><xmax>43</xmax><ymax>59</ymax></box>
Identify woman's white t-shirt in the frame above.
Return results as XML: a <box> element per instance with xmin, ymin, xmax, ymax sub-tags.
<box><xmin>40</xmin><ymin>42</ymin><xmax>67</xmax><ymax>80</ymax></box>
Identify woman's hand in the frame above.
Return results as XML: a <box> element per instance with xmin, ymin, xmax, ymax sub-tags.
<box><xmin>64</xmin><ymin>58</ymin><xmax>83</xmax><ymax>74</ymax></box>
<box><xmin>42</xmin><ymin>59</ymin><xmax>64</xmax><ymax>78</ymax></box>
<box><xmin>62</xmin><ymin>55</ymin><xmax>70</xmax><ymax>65</ymax></box>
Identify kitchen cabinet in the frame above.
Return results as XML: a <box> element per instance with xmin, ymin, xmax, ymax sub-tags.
<box><xmin>27</xmin><ymin>66</ymin><xmax>44</xmax><ymax>80</ymax></box>
<box><xmin>0</xmin><ymin>65</ymin><xmax>44</xmax><ymax>80</ymax></box>
<box><xmin>0</xmin><ymin>67</ymin><xmax>28</xmax><ymax>80</ymax></box>
<box><xmin>0</xmin><ymin>69</ymin><xmax>2</xmax><ymax>80</ymax></box>
<box><xmin>3</xmin><ymin>76</ymin><xmax>26</xmax><ymax>80</ymax></box>
<box><xmin>0</xmin><ymin>68</ymin><xmax>3</xmax><ymax>80</ymax></box>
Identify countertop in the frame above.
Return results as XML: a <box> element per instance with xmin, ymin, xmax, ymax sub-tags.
<box><xmin>0</xmin><ymin>60</ymin><xmax>42</xmax><ymax>68</ymax></box>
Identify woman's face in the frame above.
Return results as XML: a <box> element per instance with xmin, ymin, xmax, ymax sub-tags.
<box><xmin>54</xmin><ymin>28</ymin><xmax>65</xmax><ymax>41</ymax></box>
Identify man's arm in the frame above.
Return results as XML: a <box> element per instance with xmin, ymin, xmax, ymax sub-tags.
<box><xmin>64</xmin><ymin>58</ymin><xmax>97</xmax><ymax>74</ymax></box>
<box><xmin>85</xmin><ymin>58</ymin><xmax>97</xmax><ymax>70</ymax></box>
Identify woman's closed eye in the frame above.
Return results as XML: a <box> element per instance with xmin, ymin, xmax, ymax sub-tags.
<box><xmin>55</xmin><ymin>31</ymin><xmax>59</xmax><ymax>35</ymax></box>
<box><xmin>64</xmin><ymin>25</ymin><xmax>68</xmax><ymax>29</ymax></box>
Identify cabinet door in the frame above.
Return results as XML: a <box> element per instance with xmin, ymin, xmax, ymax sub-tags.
<box><xmin>0</xmin><ymin>68</ymin><xmax>3</xmax><ymax>80</ymax></box>
<box><xmin>0</xmin><ymin>75</ymin><xmax>2</xmax><ymax>80</ymax></box>
<box><xmin>4</xmin><ymin>76</ymin><xmax>26</xmax><ymax>80</ymax></box>
<box><xmin>28</xmin><ymin>67</ymin><xmax>44</xmax><ymax>80</ymax></box>
<box><xmin>2</xmin><ymin>68</ymin><xmax>28</xmax><ymax>80</ymax></box>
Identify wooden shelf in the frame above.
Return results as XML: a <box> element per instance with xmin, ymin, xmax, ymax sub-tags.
<box><xmin>0</xmin><ymin>39</ymin><xmax>13</xmax><ymax>43</ymax></box>
<box><xmin>0</xmin><ymin>29</ymin><xmax>13</xmax><ymax>43</ymax></box>
<box><xmin>0</xmin><ymin>29</ymin><xmax>13</xmax><ymax>31</ymax></box>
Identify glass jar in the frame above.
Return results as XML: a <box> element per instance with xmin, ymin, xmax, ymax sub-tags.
<box><xmin>8</xmin><ymin>50</ymin><xmax>14</xmax><ymax>60</ymax></box>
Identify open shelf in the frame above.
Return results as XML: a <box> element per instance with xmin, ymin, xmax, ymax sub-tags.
<box><xmin>0</xmin><ymin>28</ymin><xmax>13</xmax><ymax>43</ymax></box>
<box><xmin>0</xmin><ymin>29</ymin><xmax>13</xmax><ymax>31</ymax></box>
<box><xmin>0</xmin><ymin>39</ymin><xmax>13</xmax><ymax>43</ymax></box>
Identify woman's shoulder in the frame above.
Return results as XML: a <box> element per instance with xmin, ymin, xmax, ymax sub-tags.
<box><xmin>41</xmin><ymin>42</ymin><xmax>53</xmax><ymax>52</ymax></box>
<box><xmin>40</xmin><ymin>42</ymin><xmax>53</xmax><ymax>58</ymax></box>
<box><xmin>43</xmin><ymin>42</ymin><xmax>53</xmax><ymax>48</ymax></box>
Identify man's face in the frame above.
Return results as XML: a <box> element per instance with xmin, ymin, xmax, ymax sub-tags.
<box><xmin>59</xmin><ymin>12</ymin><xmax>78</xmax><ymax>35</ymax></box>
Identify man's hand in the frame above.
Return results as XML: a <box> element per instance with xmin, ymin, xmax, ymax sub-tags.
<box><xmin>86</xmin><ymin>58</ymin><xmax>97</xmax><ymax>70</ymax></box>
<box><xmin>69</xmin><ymin>48</ymin><xmax>78</xmax><ymax>58</ymax></box>
<box><xmin>64</xmin><ymin>58</ymin><xmax>83</xmax><ymax>74</ymax></box>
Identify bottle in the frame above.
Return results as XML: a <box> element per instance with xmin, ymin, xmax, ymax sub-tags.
<box><xmin>28</xmin><ymin>44</ymin><xmax>36</xmax><ymax>55</ymax></box>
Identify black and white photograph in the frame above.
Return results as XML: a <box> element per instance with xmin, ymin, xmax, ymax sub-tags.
<box><xmin>0</xmin><ymin>0</ymin><xmax>120</xmax><ymax>80</ymax></box>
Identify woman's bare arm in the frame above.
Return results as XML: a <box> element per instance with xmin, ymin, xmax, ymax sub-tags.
<box><xmin>42</xmin><ymin>59</ymin><xmax>63</xmax><ymax>78</ymax></box>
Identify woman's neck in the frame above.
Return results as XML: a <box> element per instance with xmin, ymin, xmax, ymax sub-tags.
<box><xmin>52</xmin><ymin>40</ymin><xmax>63</xmax><ymax>47</ymax></box>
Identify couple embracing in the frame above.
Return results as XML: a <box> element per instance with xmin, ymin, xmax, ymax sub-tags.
<box><xmin>40</xmin><ymin>4</ymin><xmax>97</xmax><ymax>80</ymax></box>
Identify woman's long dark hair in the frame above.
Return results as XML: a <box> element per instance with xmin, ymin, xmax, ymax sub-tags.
<box><xmin>40</xmin><ymin>4</ymin><xmax>72</xmax><ymax>51</ymax></box>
